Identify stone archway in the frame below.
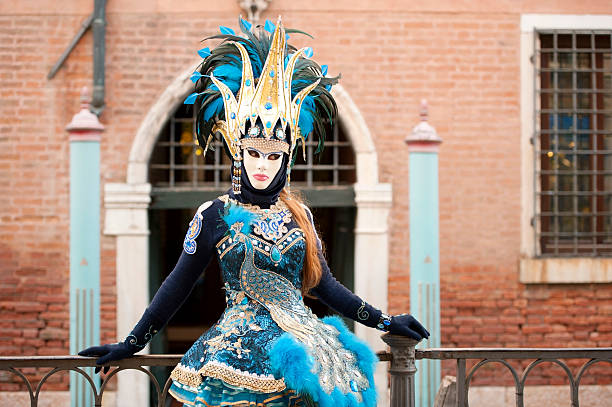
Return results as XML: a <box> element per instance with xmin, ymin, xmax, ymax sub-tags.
<box><xmin>104</xmin><ymin>64</ymin><xmax>392</xmax><ymax>405</ymax></box>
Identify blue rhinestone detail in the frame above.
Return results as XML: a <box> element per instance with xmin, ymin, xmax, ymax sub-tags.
<box><xmin>245</xmin><ymin>79</ymin><xmax>251</xmax><ymax>86</ymax></box>
<box><xmin>266</xmin><ymin>121</ymin><xmax>272</xmax><ymax>128</ymax></box>
<box><xmin>270</xmin><ymin>70</ymin><xmax>275</xmax><ymax>78</ymax></box>
<box><xmin>270</xmin><ymin>246</ymin><xmax>281</xmax><ymax>263</ymax></box>
<box><xmin>265</xmin><ymin>102</ymin><xmax>272</xmax><ymax>110</ymax></box>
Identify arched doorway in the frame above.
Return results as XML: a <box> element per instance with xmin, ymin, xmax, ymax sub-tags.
<box><xmin>104</xmin><ymin>64</ymin><xmax>392</xmax><ymax>405</ymax></box>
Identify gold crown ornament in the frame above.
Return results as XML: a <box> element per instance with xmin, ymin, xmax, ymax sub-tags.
<box><xmin>186</xmin><ymin>16</ymin><xmax>337</xmax><ymax>194</ymax></box>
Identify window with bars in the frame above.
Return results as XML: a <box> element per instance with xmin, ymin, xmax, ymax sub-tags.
<box><xmin>534</xmin><ymin>30</ymin><xmax>612</xmax><ymax>257</ymax></box>
<box><xmin>149</xmin><ymin>103</ymin><xmax>356</xmax><ymax>191</ymax></box>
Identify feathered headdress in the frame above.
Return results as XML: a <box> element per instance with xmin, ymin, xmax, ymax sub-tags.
<box><xmin>184</xmin><ymin>16</ymin><xmax>339</xmax><ymax>193</ymax></box>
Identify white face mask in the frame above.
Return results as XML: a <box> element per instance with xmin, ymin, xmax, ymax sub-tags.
<box><xmin>243</xmin><ymin>147</ymin><xmax>284</xmax><ymax>190</ymax></box>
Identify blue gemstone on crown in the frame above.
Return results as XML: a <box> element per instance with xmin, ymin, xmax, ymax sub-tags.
<box><xmin>245</xmin><ymin>79</ymin><xmax>251</xmax><ymax>86</ymax></box>
<box><xmin>265</xmin><ymin>102</ymin><xmax>272</xmax><ymax>110</ymax></box>
<box><xmin>270</xmin><ymin>70</ymin><xmax>275</xmax><ymax>78</ymax></box>
<box><xmin>266</xmin><ymin>121</ymin><xmax>272</xmax><ymax>128</ymax></box>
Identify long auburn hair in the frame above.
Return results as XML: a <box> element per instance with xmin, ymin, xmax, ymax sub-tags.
<box><xmin>279</xmin><ymin>189</ymin><xmax>322</xmax><ymax>294</ymax></box>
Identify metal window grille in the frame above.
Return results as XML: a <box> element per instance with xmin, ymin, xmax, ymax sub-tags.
<box><xmin>534</xmin><ymin>30</ymin><xmax>612</xmax><ymax>256</ymax></box>
<box><xmin>148</xmin><ymin>103</ymin><xmax>356</xmax><ymax>191</ymax></box>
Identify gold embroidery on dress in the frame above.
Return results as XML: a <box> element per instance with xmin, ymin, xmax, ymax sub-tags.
<box><xmin>199</xmin><ymin>362</ymin><xmax>286</xmax><ymax>393</ymax></box>
<box><xmin>203</xmin><ymin>303</ymin><xmax>263</xmax><ymax>358</ymax></box>
<box><xmin>219</xmin><ymin>195</ymin><xmax>288</xmax><ymax>214</ymax></box>
<box><xmin>251</xmin><ymin>210</ymin><xmax>292</xmax><ymax>241</ymax></box>
<box><xmin>170</xmin><ymin>362</ymin><xmax>286</xmax><ymax>393</ymax></box>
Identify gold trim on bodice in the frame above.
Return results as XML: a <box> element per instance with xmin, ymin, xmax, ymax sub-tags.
<box><xmin>216</xmin><ymin>228</ymin><xmax>305</xmax><ymax>260</ymax></box>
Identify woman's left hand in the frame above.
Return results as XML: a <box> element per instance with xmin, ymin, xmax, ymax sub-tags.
<box><xmin>388</xmin><ymin>314</ymin><xmax>430</xmax><ymax>341</ymax></box>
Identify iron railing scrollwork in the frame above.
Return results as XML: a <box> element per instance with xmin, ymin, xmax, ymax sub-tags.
<box><xmin>1</xmin><ymin>343</ymin><xmax>611</xmax><ymax>406</ymax></box>
<box><xmin>0</xmin><ymin>355</ymin><xmax>182</xmax><ymax>407</ymax></box>
<box><xmin>416</xmin><ymin>348</ymin><xmax>612</xmax><ymax>407</ymax></box>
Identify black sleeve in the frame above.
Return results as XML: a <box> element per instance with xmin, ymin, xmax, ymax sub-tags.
<box><xmin>126</xmin><ymin>200</ymin><xmax>222</xmax><ymax>347</ymax></box>
<box><xmin>303</xmin><ymin>206</ymin><xmax>383</xmax><ymax>329</ymax></box>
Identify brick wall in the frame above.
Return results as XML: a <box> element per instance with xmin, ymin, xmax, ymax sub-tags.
<box><xmin>1</xmin><ymin>0</ymin><xmax>611</xmax><ymax>390</ymax></box>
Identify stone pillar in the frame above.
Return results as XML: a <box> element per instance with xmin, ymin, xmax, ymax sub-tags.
<box><xmin>382</xmin><ymin>333</ymin><xmax>419</xmax><ymax>407</ymax></box>
<box><xmin>103</xmin><ymin>182</ymin><xmax>152</xmax><ymax>406</ymax></box>
<box><xmin>66</xmin><ymin>87</ymin><xmax>104</xmax><ymax>407</ymax></box>
<box><xmin>405</xmin><ymin>100</ymin><xmax>442</xmax><ymax>407</ymax></box>
<box><xmin>354</xmin><ymin>183</ymin><xmax>392</xmax><ymax>405</ymax></box>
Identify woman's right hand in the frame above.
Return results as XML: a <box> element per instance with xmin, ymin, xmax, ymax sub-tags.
<box><xmin>78</xmin><ymin>341</ymin><xmax>139</xmax><ymax>374</ymax></box>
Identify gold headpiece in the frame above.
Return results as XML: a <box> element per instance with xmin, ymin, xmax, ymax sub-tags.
<box><xmin>207</xmin><ymin>18</ymin><xmax>320</xmax><ymax>194</ymax></box>
<box><xmin>191</xmin><ymin>16</ymin><xmax>335</xmax><ymax>194</ymax></box>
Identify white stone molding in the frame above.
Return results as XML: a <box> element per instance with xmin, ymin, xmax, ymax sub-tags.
<box><xmin>103</xmin><ymin>182</ymin><xmax>152</xmax><ymax>406</ymax></box>
<box><xmin>112</xmin><ymin>62</ymin><xmax>392</xmax><ymax>403</ymax></box>
<box><xmin>519</xmin><ymin>14</ymin><xmax>612</xmax><ymax>283</ymax></box>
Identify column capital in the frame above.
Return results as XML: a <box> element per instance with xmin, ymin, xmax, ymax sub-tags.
<box><xmin>104</xmin><ymin>183</ymin><xmax>151</xmax><ymax>236</ymax></box>
<box><xmin>66</xmin><ymin>87</ymin><xmax>104</xmax><ymax>141</ymax></box>
<box><xmin>405</xmin><ymin>99</ymin><xmax>441</xmax><ymax>152</ymax></box>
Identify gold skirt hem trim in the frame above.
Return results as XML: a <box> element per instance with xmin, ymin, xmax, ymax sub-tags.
<box><xmin>170</xmin><ymin>363</ymin><xmax>286</xmax><ymax>393</ymax></box>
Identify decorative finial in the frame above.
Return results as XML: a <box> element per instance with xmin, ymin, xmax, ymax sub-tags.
<box><xmin>80</xmin><ymin>87</ymin><xmax>90</xmax><ymax>110</ymax></box>
<box><xmin>66</xmin><ymin>86</ymin><xmax>104</xmax><ymax>134</ymax></box>
<box><xmin>238</xmin><ymin>0</ymin><xmax>272</xmax><ymax>23</ymax></box>
<box><xmin>420</xmin><ymin>99</ymin><xmax>428</xmax><ymax>121</ymax></box>
<box><xmin>405</xmin><ymin>100</ymin><xmax>441</xmax><ymax>147</ymax></box>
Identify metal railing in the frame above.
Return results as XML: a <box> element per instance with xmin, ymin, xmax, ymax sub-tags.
<box><xmin>382</xmin><ymin>334</ymin><xmax>612</xmax><ymax>407</ymax></box>
<box><xmin>1</xmin><ymin>337</ymin><xmax>611</xmax><ymax>407</ymax></box>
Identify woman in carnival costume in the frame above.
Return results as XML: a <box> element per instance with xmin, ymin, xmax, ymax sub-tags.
<box><xmin>80</xmin><ymin>16</ymin><xmax>429</xmax><ymax>407</ymax></box>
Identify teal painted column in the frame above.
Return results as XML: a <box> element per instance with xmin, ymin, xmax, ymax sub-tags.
<box><xmin>405</xmin><ymin>101</ymin><xmax>442</xmax><ymax>407</ymax></box>
<box><xmin>66</xmin><ymin>88</ymin><xmax>104</xmax><ymax>407</ymax></box>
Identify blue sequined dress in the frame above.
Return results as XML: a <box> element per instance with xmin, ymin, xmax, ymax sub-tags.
<box><xmin>167</xmin><ymin>195</ymin><xmax>377</xmax><ymax>407</ymax></box>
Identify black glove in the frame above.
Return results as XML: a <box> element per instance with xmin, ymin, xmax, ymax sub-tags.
<box><xmin>78</xmin><ymin>309</ymin><xmax>161</xmax><ymax>373</ymax></box>
<box><xmin>78</xmin><ymin>341</ymin><xmax>141</xmax><ymax>374</ymax></box>
<box><xmin>386</xmin><ymin>313</ymin><xmax>430</xmax><ymax>341</ymax></box>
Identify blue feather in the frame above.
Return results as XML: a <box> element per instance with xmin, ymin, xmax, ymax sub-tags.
<box><xmin>190</xmin><ymin>71</ymin><xmax>202</xmax><ymax>83</ymax></box>
<box><xmin>304</xmin><ymin>47</ymin><xmax>313</xmax><ymax>58</ymax></box>
<box><xmin>321</xmin><ymin>64</ymin><xmax>328</xmax><ymax>76</ymax></box>
<box><xmin>212</xmin><ymin>64</ymin><xmax>242</xmax><ymax>83</ymax></box>
<box><xmin>197</xmin><ymin>47</ymin><xmax>211</xmax><ymax>58</ymax></box>
<box><xmin>221</xmin><ymin>203</ymin><xmax>257</xmax><ymax>236</ymax></box>
<box><xmin>184</xmin><ymin>92</ymin><xmax>200</xmax><ymax>105</ymax></box>
<box><xmin>264</xmin><ymin>19</ymin><xmax>275</xmax><ymax>34</ymax></box>
<box><xmin>203</xmin><ymin>97</ymin><xmax>223</xmax><ymax>121</ymax></box>
<box><xmin>240</xmin><ymin>18</ymin><xmax>252</xmax><ymax>32</ymax></box>
<box><xmin>298</xmin><ymin>97</ymin><xmax>316</xmax><ymax>138</ymax></box>
<box><xmin>269</xmin><ymin>315</ymin><xmax>378</xmax><ymax>407</ymax></box>
<box><xmin>219</xmin><ymin>26</ymin><xmax>235</xmax><ymax>35</ymax></box>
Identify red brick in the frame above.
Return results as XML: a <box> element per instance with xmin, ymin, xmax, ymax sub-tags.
<box><xmin>1</xmin><ymin>4</ymin><xmax>612</xmax><ymax>391</ymax></box>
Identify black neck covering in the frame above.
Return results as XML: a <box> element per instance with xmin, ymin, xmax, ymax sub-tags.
<box><xmin>228</xmin><ymin>154</ymin><xmax>288</xmax><ymax>209</ymax></box>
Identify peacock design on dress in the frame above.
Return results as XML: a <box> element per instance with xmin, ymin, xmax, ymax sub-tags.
<box><xmin>233</xmin><ymin>230</ymin><xmax>371</xmax><ymax>401</ymax></box>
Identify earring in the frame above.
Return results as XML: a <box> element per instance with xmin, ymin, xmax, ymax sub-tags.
<box><xmin>232</xmin><ymin>160</ymin><xmax>242</xmax><ymax>194</ymax></box>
